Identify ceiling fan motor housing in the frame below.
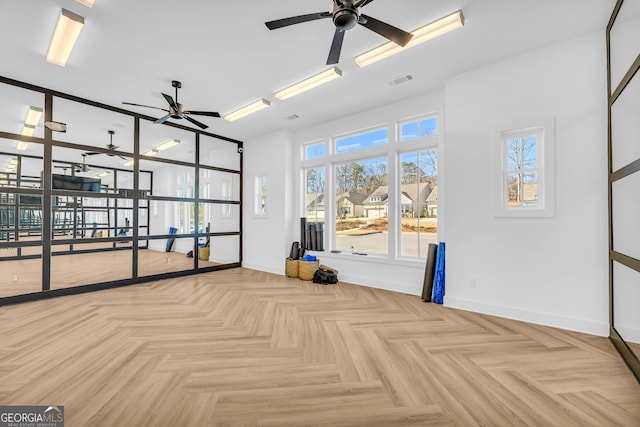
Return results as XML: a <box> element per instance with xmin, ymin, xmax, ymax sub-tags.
<box><xmin>170</xmin><ymin>103</ymin><xmax>184</xmax><ymax>119</ymax></box>
<box><xmin>333</xmin><ymin>2</ymin><xmax>359</xmax><ymax>30</ymax></box>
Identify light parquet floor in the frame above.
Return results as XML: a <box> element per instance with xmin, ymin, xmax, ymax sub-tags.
<box><xmin>0</xmin><ymin>268</ymin><xmax>638</xmax><ymax>426</ymax></box>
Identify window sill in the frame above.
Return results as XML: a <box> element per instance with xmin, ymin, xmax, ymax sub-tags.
<box><xmin>305</xmin><ymin>250</ymin><xmax>425</xmax><ymax>269</ymax></box>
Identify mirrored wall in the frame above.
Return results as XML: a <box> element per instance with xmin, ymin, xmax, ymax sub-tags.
<box><xmin>0</xmin><ymin>76</ymin><xmax>242</xmax><ymax>305</ymax></box>
<box><xmin>607</xmin><ymin>0</ymin><xmax>640</xmax><ymax>381</ymax></box>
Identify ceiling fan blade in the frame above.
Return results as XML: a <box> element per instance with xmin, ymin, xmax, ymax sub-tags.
<box><xmin>184</xmin><ymin>115</ymin><xmax>209</xmax><ymax>130</ymax></box>
<box><xmin>359</xmin><ymin>14</ymin><xmax>413</xmax><ymax>46</ymax></box>
<box><xmin>84</xmin><ymin>152</ymin><xmax>101</xmax><ymax>156</ymax></box>
<box><xmin>118</xmin><ymin>155</ymin><xmax>128</xmax><ymax>160</ymax></box>
<box><xmin>184</xmin><ymin>110</ymin><xmax>221</xmax><ymax>118</ymax></box>
<box><xmin>266</xmin><ymin>12</ymin><xmax>331</xmax><ymax>30</ymax></box>
<box><xmin>122</xmin><ymin>102</ymin><xmax>168</xmax><ymax>112</ymax></box>
<box><xmin>162</xmin><ymin>93</ymin><xmax>179</xmax><ymax>110</ymax></box>
<box><xmin>154</xmin><ymin>114</ymin><xmax>171</xmax><ymax>125</ymax></box>
<box><xmin>354</xmin><ymin>0</ymin><xmax>375</xmax><ymax>8</ymax></box>
<box><xmin>327</xmin><ymin>29</ymin><xmax>346</xmax><ymax>65</ymax></box>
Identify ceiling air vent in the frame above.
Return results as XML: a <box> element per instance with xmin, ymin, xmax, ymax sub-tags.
<box><xmin>286</xmin><ymin>114</ymin><xmax>300</xmax><ymax>121</ymax></box>
<box><xmin>389</xmin><ymin>75</ymin><xmax>414</xmax><ymax>86</ymax></box>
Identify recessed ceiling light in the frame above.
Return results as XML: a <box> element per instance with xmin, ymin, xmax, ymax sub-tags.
<box><xmin>46</xmin><ymin>8</ymin><xmax>85</xmax><ymax>67</ymax></box>
<box><xmin>224</xmin><ymin>99</ymin><xmax>271</xmax><ymax>122</ymax></box>
<box><xmin>275</xmin><ymin>67</ymin><xmax>342</xmax><ymax>101</ymax></box>
<box><xmin>355</xmin><ymin>10</ymin><xmax>464</xmax><ymax>68</ymax></box>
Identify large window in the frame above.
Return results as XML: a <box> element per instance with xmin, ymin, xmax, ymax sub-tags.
<box><xmin>300</xmin><ymin>114</ymin><xmax>439</xmax><ymax>259</ymax></box>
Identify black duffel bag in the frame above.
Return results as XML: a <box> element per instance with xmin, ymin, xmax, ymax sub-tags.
<box><xmin>313</xmin><ymin>267</ymin><xmax>338</xmax><ymax>285</ymax></box>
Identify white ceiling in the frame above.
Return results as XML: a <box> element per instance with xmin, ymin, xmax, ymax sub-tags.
<box><xmin>0</xmin><ymin>0</ymin><xmax>615</xmax><ymax>154</ymax></box>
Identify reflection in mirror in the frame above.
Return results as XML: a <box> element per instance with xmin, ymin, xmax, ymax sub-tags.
<box><xmin>0</xmin><ymin>145</ymin><xmax>44</xmax><ymax>189</ymax></box>
<box><xmin>138</xmin><ymin>237</ymin><xmax>196</xmax><ymax>277</ymax></box>
<box><xmin>199</xmin><ymin>169</ymin><xmax>240</xmax><ymax>201</ymax></box>
<box><xmin>613</xmin><ymin>261</ymin><xmax>640</xmax><ymax>359</ymax></box>
<box><xmin>0</xmin><ymin>246</ymin><xmax>42</xmax><ymax>298</ymax></box>
<box><xmin>612</xmin><ymin>171</ymin><xmax>640</xmax><ymax>261</ymax></box>
<box><xmin>199</xmin><ymin>202</ymin><xmax>240</xmax><ymax>233</ymax></box>
<box><xmin>52</xmin><ymin>97</ymin><xmax>134</xmax><ymax>153</ymax></box>
<box><xmin>200</xmin><ymin>134</ymin><xmax>240</xmax><ymax>170</ymax></box>
<box><xmin>611</xmin><ymin>74</ymin><xmax>640</xmax><ymax>172</ymax></box>
<box><xmin>203</xmin><ymin>235</ymin><xmax>240</xmax><ymax>267</ymax></box>
<box><xmin>0</xmin><ymin>81</ymin><xmax>45</xmax><ymax>141</ymax></box>
<box><xmin>139</xmin><ymin>120</ymin><xmax>195</xmax><ymax>163</ymax></box>
<box><xmin>609</xmin><ymin>0</ymin><xmax>640</xmax><ymax>91</ymax></box>
<box><xmin>50</xmin><ymin>241</ymin><xmax>132</xmax><ymax>290</ymax></box>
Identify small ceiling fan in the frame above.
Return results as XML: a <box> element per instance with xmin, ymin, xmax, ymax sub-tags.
<box><xmin>265</xmin><ymin>0</ymin><xmax>413</xmax><ymax>65</ymax></box>
<box><xmin>84</xmin><ymin>130</ymin><xmax>127</xmax><ymax>160</ymax></box>
<box><xmin>123</xmin><ymin>80</ymin><xmax>220</xmax><ymax>130</ymax></box>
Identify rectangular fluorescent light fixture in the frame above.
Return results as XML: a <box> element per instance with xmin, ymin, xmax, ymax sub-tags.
<box><xmin>155</xmin><ymin>139</ymin><xmax>181</xmax><ymax>152</ymax></box>
<box><xmin>275</xmin><ymin>67</ymin><xmax>342</xmax><ymax>101</ymax></box>
<box><xmin>93</xmin><ymin>171</ymin><xmax>110</xmax><ymax>178</ymax></box>
<box><xmin>76</xmin><ymin>0</ymin><xmax>95</xmax><ymax>7</ymax></box>
<box><xmin>355</xmin><ymin>10</ymin><xmax>464</xmax><ymax>68</ymax></box>
<box><xmin>46</xmin><ymin>8</ymin><xmax>85</xmax><ymax>67</ymax></box>
<box><xmin>21</xmin><ymin>124</ymin><xmax>36</xmax><ymax>137</ymax></box>
<box><xmin>224</xmin><ymin>99</ymin><xmax>271</xmax><ymax>122</ymax></box>
<box><xmin>25</xmin><ymin>107</ymin><xmax>43</xmax><ymax>126</ymax></box>
<box><xmin>122</xmin><ymin>159</ymin><xmax>134</xmax><ymax>167</ymax></box>
<box><xmin>142</xmin><ymin>149</ymin><xmax>158</xmax><ymax>157</ymax></box>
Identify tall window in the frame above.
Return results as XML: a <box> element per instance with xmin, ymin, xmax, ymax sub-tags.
<box><xmin>335</xmin><ymin>157</ymin><xmax>388</xmax><ymax>255</ymax></box>
<box><xmin>304</xmin><ymin>167</ymin><xmax>325</xmax><ymax>224</ymax></box>
<box><xmin>400</xmin><ymin>150</ymin><xmax>437</xmax><ymax>258</ymax></box>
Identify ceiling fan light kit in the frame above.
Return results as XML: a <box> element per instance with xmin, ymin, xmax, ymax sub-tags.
<box><xmin>46</xmin><ymin>8</ymin><xmax>85</xmax><ymax>67</ymax></box>
<box><xmin>355</xmin><ymin>10</ymin><xmax>465</xmax><ymax>67</ymax></box>
<box><xmin>44</xmin><ymin>121</ymin><xmax>67</xmax><ymax>132</ymax></box>
<box><xmin>275</xmin><ymin>67</ymin><xmax>343</xmax><ymax>101</ymax></box>
<box><xmin>224</xmin><ymin>99</ymin><xmax>271</xmax><ymax>122</ymax></box>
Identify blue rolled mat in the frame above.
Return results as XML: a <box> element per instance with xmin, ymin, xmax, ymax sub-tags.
<box><xmin>433</xmin><ymin>242</ymin><xmax>446</xmax><ymax>304</ymax></box>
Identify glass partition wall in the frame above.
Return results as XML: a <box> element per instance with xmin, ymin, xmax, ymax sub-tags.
<box><xmin>0</xmin><ymin>76</ymin><xmax>242</xmax><ymax>305</ymax></box>
<box><xmin>607</xmin><ymin>0</ymin><xmax>640</xmax><ymax>381</ymax></box>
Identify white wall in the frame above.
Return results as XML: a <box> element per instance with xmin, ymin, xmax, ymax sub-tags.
<box><xmin>443</xmin><ymin>32</ymin><xmax>609</xmax><ymax>336</ymax></box>
<box><xmin>242</xmin><ymin>129</ymin><xmax>296</xmax><ymax>274</ymax></box>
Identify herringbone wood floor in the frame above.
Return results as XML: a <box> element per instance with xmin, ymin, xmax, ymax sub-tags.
<box><xmin>0</xmin><ymin>268</ymin><xmax>638</xmax><ymax>426</ymax></box>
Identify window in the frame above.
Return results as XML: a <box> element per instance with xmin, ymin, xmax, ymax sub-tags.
<box><xmin>254</xmin><ymin>175</ymin><xmax>267</xmax><ymax>216</ymax></box>
<box><xmin>335</xmin><ymin>157</ymin><xmax>388</xmax><ymax>254</ymax></box>
<box><xmin>221</xmin><ymin>179</ymin><xmax>232</xmax><ymax>218</ymax></box>
<box><xmin>304</xmin><ymin>142</ymin><xmax>326</xmax><ymax>160</ymax></box>
<box><xmin>304</xmin><ymin>167</ymin><xmax>325</xmax><ymax>223</ymax></box>
<box><xmin>494</xmin><ymin>120</ymin><xmax>554</xmax><ymax>217</ymax></box>
<box><xmin>336</xmin><ymin>128</ymin><xmax>388</xmax><ymax>153</ymax></box>
<box><xmin>400</xmin><ymin>116</ymin><xmax>438</xmax><ymax>141</ymax></box>
<box><xmin>300</xmin><ymin>114</ymin><xmax>440</xmax><ymax>260</ymax></box>
<box><xmin>400</xmin><ymin>149</ymin><xmax>437</xmax><ymax>258</ymax></box>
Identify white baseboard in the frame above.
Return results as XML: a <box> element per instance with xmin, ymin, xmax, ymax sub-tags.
<box><xmin>338</xmin><ymin>274</ymin><xmax>422</xmax><ymax>296</ymax></box>
<box><xmin>615</xmin><ymin>325</ymin><xmax>640</xmax><ymax>344</ymax></box>
<box><xmin>444</xmin><ymin>295</ymin><xmax>609</xmax><ymax>337</ymax></box>
<box><xmin>241</xmin><ymin>262</ymin><xmax>283</xmax><ymax>276</ymax></box>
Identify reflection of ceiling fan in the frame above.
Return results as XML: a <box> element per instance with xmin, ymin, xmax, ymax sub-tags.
<box><xmin>53</xmin><ymin>154</ymin><xmax>89</xmax><ymax>173</ymax></box>
<box><xmin>84</xmin><ymin>130</ymin><xmax>127</xmax><ymax>160</ymax></box>
<box><xmin>123</xmin><ymin>80</ymin><xmax>220</xmax><ymax>130</ymax></box>
<box><xmin>265</xmin><ymin>0</ymin><xmax>413</xmax><ymax>65</ymax></box>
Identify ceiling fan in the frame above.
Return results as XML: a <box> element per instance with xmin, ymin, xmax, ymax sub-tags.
<box><xmin>265</xmin><ymin>0</ymin><xmax>413</xmax><ymax>65</ymax></box>
<box><xmin>84</xmin><ymin>130</ymin><xmax>127</xmax><ymax>160</ymax></box>
<box><xmin>123</xmin><ymin>80</ymin><xmax>220</xmax><ymax>130</ymax></box>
